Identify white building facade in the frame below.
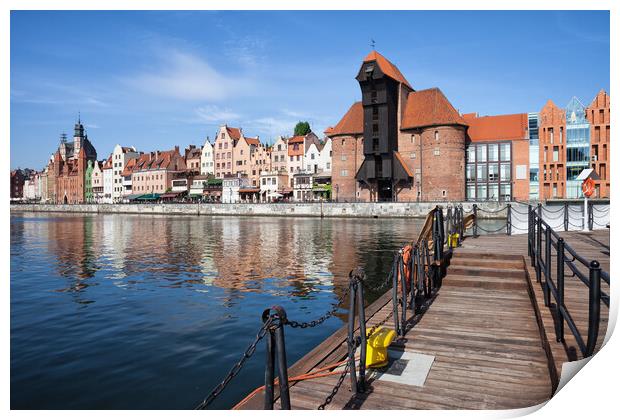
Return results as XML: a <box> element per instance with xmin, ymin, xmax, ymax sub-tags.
<box><xmin>112</xmin><ymin>144</ymin><xmax>140</xmax><ymax>202</ymax></box>
<box><xmin>222</xmin><ymin>174</ymin><xmax>250</xmax><ymax>203</ymax></box>
<box><xmin>200</xmin><ymin>138</ymin><xmax>215</xmax><ymax>176</ymax></box>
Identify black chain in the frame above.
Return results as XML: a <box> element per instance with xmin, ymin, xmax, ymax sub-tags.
<box><xmin>195</xmin><ymin>317</ymin><xmax>274</xmax><ymax>409</ymax></box>
<box><xmin>476</xmin><ymin>205</ymin><xmax>508</xmax><ymax>213</ymax></box>
<box><xmin>364</xmin><ymin>270</ymin><xmax>393</xmax><ymax>293</ymax></box>
<box><xmin>286</xmin><ymin>288</ymin><xmax>350</xmax><ymax>329</ymax></box>
<box><xmin>476</xmin><ymin>224</ymin><xmax>508</xmax><ymax>233</ymax></box>
<box><xmin>510</xmin><ymin>207</ymin><xmax>530</xmax><ymax>216</ymax></box>
<box><xmin>317</xmin><ymin>334</ymin><xmax>361</xmax><ymax>411</ymax></box>
<box><xmin>542</xmin><ymin>206</ymin><xmax>565</xmax><ymax>214</ymax></box>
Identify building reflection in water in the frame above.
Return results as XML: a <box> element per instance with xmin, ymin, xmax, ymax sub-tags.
<box><xmin>13</xmin><ymin>213</ymin><xmax>424</xmax><ymax>306</ymax></box>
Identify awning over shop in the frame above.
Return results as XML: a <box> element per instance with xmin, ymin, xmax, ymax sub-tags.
<box><xmin>239</xmin><ymin>188</ymin><xmax>260</xmax><ymax>194</ymax></box>
<box><xmin>160</xmin><ymin>192</ymin><xmax>182</xmax><ymax>199</ymax></box>
<box><xmin>136</xmin><ymin>193</ymin><xmax>160</xmax><ymax>201</ymax></box>
<box><xmin>125</xmin><ymin>193</ymin><xmax>142</xmax><ymax>201</ymax></box>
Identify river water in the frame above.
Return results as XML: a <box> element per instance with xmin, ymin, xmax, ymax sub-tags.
<box><xmin>10</xmin><ymin>212</ymin><xmax>503</xmax><ymax>409</ymax></box>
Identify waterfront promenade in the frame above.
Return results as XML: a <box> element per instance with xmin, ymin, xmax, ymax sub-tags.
<box><xmin>234</xmin><ymin>228</ymin><xmax>610</xmax><ymax>410</ymax></box>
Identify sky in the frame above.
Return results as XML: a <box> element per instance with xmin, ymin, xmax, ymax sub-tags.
<box><xmin>10</xmin><ymin>10</ymin><xmax>610</xmax><ymax>169</ymax></box>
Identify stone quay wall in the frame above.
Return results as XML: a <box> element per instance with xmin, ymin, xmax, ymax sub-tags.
<box><xmin>10</xmin><ymin>202</ymin><xmax>511</xmax><ymax>219</ymax></box>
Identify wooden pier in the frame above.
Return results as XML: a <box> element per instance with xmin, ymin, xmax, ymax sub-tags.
<box><xmin>235</xmin><ymin>229</ymin><xmax>610</xmax><ymax>410</ymax></box>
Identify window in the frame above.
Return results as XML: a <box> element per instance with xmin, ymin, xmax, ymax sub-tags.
<box><xmin>476</xmin><ymin>145</ymin><xmax>486</xmax><ymax>161</ymax></box>
<box><xmin>442</xmin><ymin>190</ymin><xmax>447</xmax><ymax>198</ymax></box>
<box><xmin>341</xmin><ymin>155</ymin><xmax>347</xmax><ymax>161</ymax></box>
<box><xmin>466</xmin><ymin>184</ymin><xmax>475</xmax><ymax>199</ymax></box>
<box><xmin>435</xmin><ymin>131</ymin><xmax>439</xmax><ymax>141</ymax></box>
<box><xmin>500</xmin><ymin>163</ymin><xmax>511</xmax><ymax>181</ymax></box>
<box><xmin>500</xmin><ymin>143</ymin><xmax>511</xmax><ymax>161</ymax></box>
<box><xmin>340</xmin><ymin>170</ymin><xmax>348</xmax><ymax>177</ymax></box>
<box><xmin>372</xmin><ymin>107</ymin><xmax>378</xmax><ymax>120</ymax></box>
<box><xmin>477</xmin><ymin>164</ymin><xmax>487</xmax><ymax>181</ymax></box>
<box><xmin>410</xmin><ymin>153</ymin><xmax>416</xmax><ymax>159</ymax></box>
<box><xmin>488</xmin><ymin>184</ymin><xmax>499</xmax><ymax>200</ymax></box>
<box><xmin>488</xmin><ymin>163</ymin><xmax>499</xmax><ymax>181</ymax></box>
<box><xmin>434</xmin><ymin>147</ymin><xmax>440</xmax><ymax>156</ymax></box>
<box><xmin>466</xmin><ymin>164</ymin><xmax>476</xmax><ymax>182</ymax></box>
<box><xmin>311</xmin><ymin>153</ymin><xmax>315</xmax><ymax>159</ymax></box>
<box><xmin>326</xmin><ymin>163</ymin><xmax>330</xmax><ymax>169</ymax></box>
<box><xmin>467</xmin><ymin>146</ymin><xmax>476</xmax><ymax>163</ymax></box>
<box><xmin>477</xmin><ymin>184</ymin><xmax>487</xmax><ymax>200</ymax></box>
<box><xmin>553</xmin><ymin>146</ymin><xmax>559</xmax><ymax>162</ymax></box>
<box><xmin>488</xmin><ymin>144</ymin><xmax>498</xmax><ymax>161</ymax></box>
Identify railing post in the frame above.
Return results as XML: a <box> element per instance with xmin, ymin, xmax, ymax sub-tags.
<box><xmin>410</xmin><ymin>246</ymin><xmax>418</xmax><ymax>310</ymax></box>
<box><xmin>399</xmin><ymin>251</ymin><xmax>407</xmax><ymax>337</ymax></box>
<box><xmin>543</xmin><ymin>227</ymin><xmax>551</xmax><ymax>307</ymax></box>
<box><xmin>563</xmin><ymin>203</ymin><xmax>569</xmax><ymax>232</ymax></box>
<box><xmin>535</xmin><ymin>215</ymin><xmax>542</xmax><ymax>284</ymax></box>
<box><xmin>446</xmin><ymin>206</ymin><xmax>453</xmax><ymax>249</ymax></box>
<box><xmin>585</xmin><ymin>261</ymin><xmax>601</xmax><ymax>357</ymax></box>
<box><xmin>506</xmin><ymin>203</ymin><xmax>512</xmax><ymax>236</ymax></box>
<box><xmin>262</xmin><ymin>306</ymin><xmax>291</xmax><ymax>410</ymax></box>
<box><xmin>391</xmin><ymin>254</ymin><xmax>400</xmax><ymax>337</ymax></box>
<box><xmin>537</xmin><ymin>202</ymin><xmax>542</xmax><ymax>220</ymax></box>
<box><xmin>556</xmin><ymin>238</ymin><xmax>565</xmax><ymax>343</ymax></box>
<box><xmin>347</xmin><ymin>278</ymin><xmax>359</xmax><ymax>394</ymax></box>
<box><xmin>473</xmin><ymin>204</ymin><xmax>478</xmax><ymax>238</ymax></box>
<box><xmin>527</xmin><ymin>205</ymin><xmax>533</xmax><ymax>261</ymax></box>
<box><xmin>354</xmin><ymin>269</ymin><xmax>367</xmax><ymax>392</ymax></box>
<box><xmin>588</xmin><ymin>202</ymin><xmax>594</xmax><ymax>231</ymax></box>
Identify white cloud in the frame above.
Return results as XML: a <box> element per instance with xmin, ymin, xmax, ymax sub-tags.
<box><xmin>194</xmin><ymin>105</ymin><xmax>241</xmax><ymax>123</ymax></box>
<box><xmin>127</xmin><ymin>50</ymin><xmax>253</xmax><ymax>101</ymax></box>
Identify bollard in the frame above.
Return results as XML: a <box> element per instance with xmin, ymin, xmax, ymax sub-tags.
<box><xmin>556</xmin><ymin>238</ymin><xmax>565</xmax><ymax>343</ymax></box>
<box><xmin>399</xmin><ymin>252</ymin><xmax>407</xmax><ymax>337</ymax></box>
<box><xmin>347</xmin><ymin>268</ymin><xmax>367</xmax><ymax>393</ymax></box>
<box><xmin>262</xmin><ymin>306</ymin><xmax>291</xmax><ymax>410</ymax></box>
<box><xmin>585</xmin><ymin>261</ymin><xmax>601</xmax><ymax>357</ymax></box>
<box><xmin>473</xmin><ymin>204</ymin><xmax>478</xmax><ymax>238</ymax></box>
<box><xmin>506</xmin><ymin>203</ymin><xmax>512</xmax><ymax>236</ymax></box>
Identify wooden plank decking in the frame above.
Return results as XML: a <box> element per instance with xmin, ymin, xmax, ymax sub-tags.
<box><xmin>235</xmin><ymin>229</ymin><xmax>610</xmax><ymax>410</ymax></box>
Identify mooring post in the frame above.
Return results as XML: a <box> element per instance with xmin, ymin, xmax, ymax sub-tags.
<box><xmin>391</xmin><ymin>254</ymin><xmax>400</xmax><ymax>337</ymax></box>
<box><xmin>585</xmin><ymin>260</ymin><xmax>601</xmax><ymax>357</ymax></box>
<box><xmin>354</xmin><ymin>270</ymin><xmax>367</xmax><ymax>392</ymax></box>
<box><xmin>264</xmin><ymin>321</ymin><xmax>276</xmax><ymax>409</ymax></box>
<box><xmin>506</xmin><ymin>203</ymin><xmax>512</xmax><ymax>236</ymax></box>
<box><xmin>556</xmin><ymin>238</ymin><xmax>565</xmax><ymax>343</ymax></box>
<box><xmin>473</xmin><ymin>204</ymin><xmax>478</xmax><ymax>238</ymax></box>
<box><xmin>262</xmin><ymin>306</ymin><xmax>291</xmax><ymax>410</ymax></box>
<box><xmin>347</xmin><ymin>279</ymin><xmax>359</xmax><ymax>394</ymax></box>
<box><xmin>399</xmin><ymin>251</ymin><xmax>407</xmax><ymax>337</ymax></box>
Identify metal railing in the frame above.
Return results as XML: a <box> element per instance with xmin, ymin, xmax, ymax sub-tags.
<box><xmin>195</xmin><ymin>205</ymin><xmax>461</xmax><ymax>410</ymax></box>
<box><xmin>527</xmin><ymin>207</ymin><xmax>610</xmax><ymax>358</ymax></box>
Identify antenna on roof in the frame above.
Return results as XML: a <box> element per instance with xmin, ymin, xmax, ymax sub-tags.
<box><xmin>370</xmin><ymin>38</ymin><xmax>376</xmax><ymax>49</ymax></box>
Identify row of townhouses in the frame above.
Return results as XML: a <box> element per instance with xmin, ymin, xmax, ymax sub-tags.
<box><xmin>11</xmin><ymin>51</ymin><xmax>610</xmax><ymax>204</ymax></box>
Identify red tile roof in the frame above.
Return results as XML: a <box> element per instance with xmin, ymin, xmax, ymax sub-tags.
<box><xmin>401</xmin><ymin>88</ymin><xmax>467</xmax><ymax>129</ymax></box>
<box><xmin>329</xmin><ymin>102</ymin><xmax>363</xmax><ymax>136</ymax></box>
<box><xmin>244</xmin><ymin>137</ymin><xmax>260</xmax><ymax>146</ymax></box>
<box><xmin>363</xmin><ymin>50</ymin><xmax>412</xmax><ymax>90</ymax></box>
<box><xmin>226</xmin><ymin>127</ymin><xmax>241</xmax><ymax>140</ymax></box>
<box><xmin>287</xmin><ymin>135</ymin><xmax>305</xmax><ymax>144</ymax></box>
<box><xmin>324</xmin><ymin>126</ymin><xmax>335</xmax><ymax>135</ymax></box>
<box><xmin>463</xmin><ymin>113</ymin><xmax>528</xmax><ymax>142</ymax></box>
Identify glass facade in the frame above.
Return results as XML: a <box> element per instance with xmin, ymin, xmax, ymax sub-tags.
<box><xmin>528</xmin><ymin>113</ymin><xmax>539</xmax><ymax>200</ymax></box>
<box><xmin>565</xmin><ymin>97</ymin><xmax>590</xmax><ymax>198</ymax></box>
<box><xmin>466</xmin><ymin>142</ymin><xmax>512</xmax><ymax>201</ymax></box>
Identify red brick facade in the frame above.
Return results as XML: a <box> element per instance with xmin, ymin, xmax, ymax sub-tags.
<box><xmin>586</xmin><ymin>90</ymin><xmax>610</xmax><ymax>198</ymax></box>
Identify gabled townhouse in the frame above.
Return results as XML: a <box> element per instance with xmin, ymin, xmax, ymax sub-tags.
<box><xmin>287</xmin><ymin>132</ymin><xmax>321</xmax><ymax>181</ymax></box>
<box><xmin>102</xmin><ymin>155</ymin><xmax>113</xmax><ymax>203</ymax></box>
<box><xmin>185</xmin><ymin>144</ymin><xmax>202</xmax><ymax>174</ymax></box>
<box><xmin>111</xmin><ymin>144</ymin><xmax>140</xmax><ymax>203</ymax></box>
<box><xmin>129</xmin><ymin>147</ymin><xmax>187</xmax><ymax>196</ymax></box>
<box><xmin>200</xmin><ymin>137</ymin><xmax>215</xmax><ymax>176</ymax></box>
<box><xmin>271</xmin><ymin>136</ymin><xmax>289</xmax><ymax>173</ymax></box>
<box><xmin>214</xmin><ymin>125</ymin><xmax>240</xmax><ymax>178</ymax></box>
<box><xmin>91</xmin><ymin>160</ymin><xmax>104</xmax><ymax>203</ymax></box>
<box><xmin>233</xmin><ymin>134</ymin><xmax>271</xmax><ymax>187</ymax></box>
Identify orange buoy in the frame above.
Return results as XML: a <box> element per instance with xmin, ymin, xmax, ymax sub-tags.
<box><xmin>582</xmin><ymin>178</ymin><xmax>595</xmax><ymax>198</ymax></box>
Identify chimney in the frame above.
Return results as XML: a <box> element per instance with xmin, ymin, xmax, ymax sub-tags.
<box><xmin>175</xmin><ymin>145</ymin><xmax>180</xmax><ymax>154</ymax></box>
<box><xmin>155</xmin><ymin>150</ymin><xmax>159</xmax><ymax>160</ymax></box>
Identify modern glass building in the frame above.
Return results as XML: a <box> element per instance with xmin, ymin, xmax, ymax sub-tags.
<box><xmin>565</xmin><ymin>97</ymin><xmax>590</xmax><ymax>198</ymax></box>
<box><xmin>466</xmin><ymin>142</ymin><xmax>512</xmax><ymax>201</ymax></box>
<box><xmin>528</xmin><ymin>112</ymin><xmax>539</xmax><ymax>200</ymax></box>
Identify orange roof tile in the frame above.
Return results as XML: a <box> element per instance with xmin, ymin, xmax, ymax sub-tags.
<box><xmin>226</xmin><ymin>127</ymin><xmax>241</xmax><ymax>140</ymax></box>
<box><xmin>244</xmin><ymin>137</ymin><xmax>259</xmax><ymax>146</ymax></box>
<box><xmin>401</xmin><ymin>88</ymin><xmax>467</xmax><ymax>129</ymax></box>
<box><xmin>329</xmin><ymin>102</ymin><xmax>363</xmax><ymax>136</ymax></box>
<box><xmin>363</xmin><ymin>50</ymin><xmax>412</xmax><ymax>90</ymax></box>
<box><xmin>463</xmin><ymin>113</ymin><xmax>528</xmax><ymax>142</ymax></box>
<box><xmin>287</xmin><ymin>135</ymin><xmax>305</xmax><ymax>144</ymax></box>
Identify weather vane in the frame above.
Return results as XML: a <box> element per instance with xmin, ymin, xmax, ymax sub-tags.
<box><xmin>371</xmin><ymin>39</ymin><xmax>376</xmax><ymax>49</ymax></box>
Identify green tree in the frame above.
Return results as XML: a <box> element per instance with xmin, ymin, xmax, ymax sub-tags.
<box><xmin>294</xmin><ymin>121</ymin><xmax>311</xmax><ymax>136</ymax></box>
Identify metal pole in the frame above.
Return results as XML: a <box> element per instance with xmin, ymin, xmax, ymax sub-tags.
<box><xmin>536</xmin><ymin>215</ymin><xmax>542</xmax><ymax>284</ymax></box>
<box><xmin>264</xmin><ymin>329</ymin><xmax>275</xmax><ymax>409</ymax></box>
<box><xmin>347</xmin><ymin>281</ymin><xmax>358</xmax><ymax>394</ymax></box>
<box><xmin>556</xmin><ymin>238</ymin><xmax>565</xmax><ymax>342</ymax></box>
<box><xmin>473</xmin><ymin>204</ymin><xmax>478</xmax><ymax>237</ymax></box>
<box><xmin>543</xmin><ymin>227</ymin><xmax>551</xmax><ymax>307</ymax></box>
<box><xmin>399</xmin><ymin>252</ymin><xmax>407</xmax><ymax>337</ymax></box>
<box><xmin>528</xmin><ymin>204</ymin><xmax>533</xmax><ymax>261</ymax></box>
<box><xmin>391</xmin><ymin>254</ymin><xmax>399</xmax><ymax>336</ymax></box>
<box><xmin>409</xmin><ymin>247</ymin><xmax>418</xmax><ymax>310</ymax></box>
<box><xmin>273</xmin><ymin>313</ymin><xmax>291</xmax><ymax>410</ymax></box>
<box><xmin>583</xmin><ymin>197</ymin><xmax>588</xmax><ymax>231</ymax></box>
<box><xmin>506</xmin><ymin>203</ymin><xmax>512</xmax><ymax>236</ymax></box>
<box><xmin>564</xmin><ymin>203</ymin><xmax>569</xmax><ymax>232</ymax></box>
<box><xmin>588</xmin><ymin>202</ymin><xmax>593</xmax><ymax>231</ymax></box>
<box><xmin>355</xmin><ymin>275</ymin><xmax>367</xmax><ymax>392</ymax></box>
<box><xmin>585</xmin><ymin>260</ymin><xmax>601</xmax><ymax>357</ymax></box>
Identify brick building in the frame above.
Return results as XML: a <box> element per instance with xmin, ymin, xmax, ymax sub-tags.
<box><xmin>330</xmin><ymin>51</ymin><xmax>467</xmax><ymax>202</ymax></box>
<box><xmin>10</xmin><ymin>169</ymin><xmax>26</xmax><ymax>199</ymax></box>
<box><xmin>127</xmin><ymin>147</ymin><xmax>187</xmax><ymax>196</ymax></box>
<box><xmin>51</xmin><ymin>120</ymin><xmax>97</xmax><ymax>204</ymax></box>
<box><xmin>538</xmin><ymin>91</ymin><xmax>610</xmax><ymax>199</ymax></box>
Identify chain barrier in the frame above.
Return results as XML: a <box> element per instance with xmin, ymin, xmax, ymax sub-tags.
<box><xmin>476</xmin><ymin>205</ymin><xmax>508</xmax><ymax>214</ymax></box>
<box><xmin>286</xmin><ymin>288</ymin><xmax>350</xmax><ymax>329</ymax></box>
<box><xmin>510</xmin><ymin>207</ymin><xmax>530</xmax><ymax>216</ymax></box>
<box><xmin>541</xmin><ymin>206</ymin><xmax>565</xmax><ymax>215</ymax></box>
<box><xmin>592</xmin><ymin>220</ymin><xmax>609</xmax><ymax>228</ymax></box>
<box><xmin>317</xmin><ymin>339</ymin><xmax>357</xmax><ymax>410</ymax></box>
<box><xmin>476</xmin><ymin>224</ymin><xmax>509</xmax><ymax>234</ymax></box>
<box><xmin>195</xmin><ymin>316</ymin><xmax>274</xmax><ymax>410</ymax></box>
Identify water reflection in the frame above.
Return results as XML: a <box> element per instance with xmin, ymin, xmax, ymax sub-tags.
<box><xmin>10</xmin><ymin>212</ymin><xmax>504</xmax><ymax>409</ymax></box>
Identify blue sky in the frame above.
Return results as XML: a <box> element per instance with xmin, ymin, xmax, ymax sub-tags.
<box><xmin>10</xmin><ymin>10</ymin><xmax>609</xmax><ymax>169</ymax></box>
